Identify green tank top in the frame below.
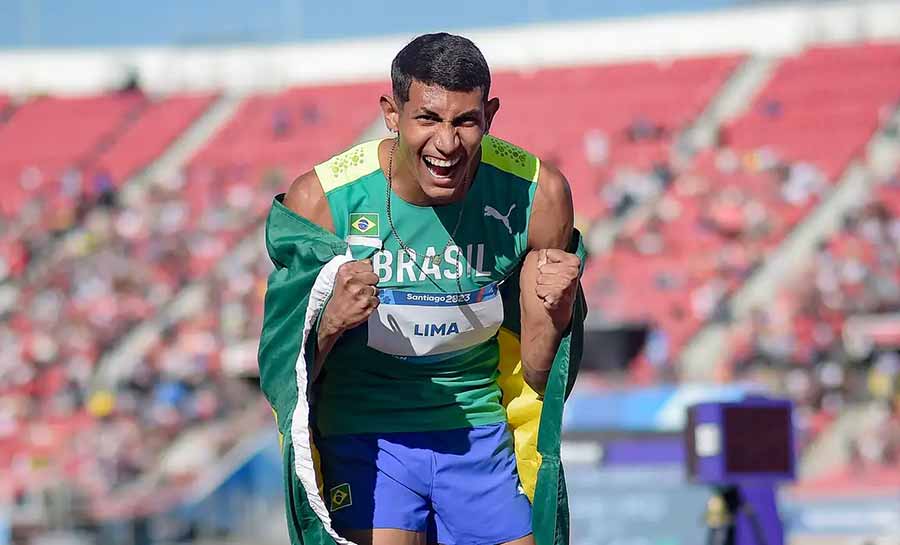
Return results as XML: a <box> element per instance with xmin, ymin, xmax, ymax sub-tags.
<box><xmin>312</xmin><ymin>135</ymin><xmax>540</xmax><ymax>435</ymax></box>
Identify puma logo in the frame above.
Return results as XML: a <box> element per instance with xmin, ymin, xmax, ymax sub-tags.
<box><xmin>484</xmin><ymin>204</ymin><xmax>516</xmax><ymax>234</ymax></box>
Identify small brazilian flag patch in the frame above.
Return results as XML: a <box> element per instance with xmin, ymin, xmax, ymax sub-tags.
<box><xmin>349</xmin><ymin>213</ymin><xmax>379</xmax><ymax>237</ymax></box>
<box><xmin>330</xmin><ymin>483</ymin><xmax>352</xmax><ymax>512</ymax></box>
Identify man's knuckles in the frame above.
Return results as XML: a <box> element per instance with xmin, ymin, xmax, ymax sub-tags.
<box><xmin>337</xmin><ymin>270</ymin><xmax>378</xmax><ymax>291</ymax></box>
<box><xmin>536</xmin><ymin>250</ymin><xmax>580</xmax><ymax>268</ymax></box>
<box><xmin>358</xmin><ymin>272</ymin><xmax>379</xmax><ymax>286</ymax></box>
<box><xmin>537</xmin><ymin>265</ymin><xmax>578</xmax><ymax>278</ymax></box>
<box><xmin>338</xmin><ymin>259</ymin><xmax>374</xmax><ymax>274</ymax></box>
<box><xmin>536</xmin><ymin>284</ymin><xmax>560</xmax><ymax>298</ymax></box>
<box><xmin>537</xmin><ymin>269</ymin><xmax>579</xmax><ymax>285</ymax></box>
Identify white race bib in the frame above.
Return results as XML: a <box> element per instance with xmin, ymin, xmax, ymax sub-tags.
<box><xmin>366</xmin><ymin>283</ymin><xmax>504</xmax><ymax>362</ymax></box>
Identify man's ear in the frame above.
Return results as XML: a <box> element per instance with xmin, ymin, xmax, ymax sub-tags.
<box><xmin>380</xmin><ymin>94</ymin><xmax>401</xmax><ymax>133</ymax></box>
<box><xmin>484</xmin><ymin>97</ymin><xmax>500</xmax><ymax>134</ymax></box>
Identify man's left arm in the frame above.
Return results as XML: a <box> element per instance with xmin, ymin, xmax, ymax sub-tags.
<box><xmin>520</xmin><ymin>162</ymin><xmax>580</xmax><ymax>393</ymax></box>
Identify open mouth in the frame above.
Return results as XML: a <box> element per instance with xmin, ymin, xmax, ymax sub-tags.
<box><xmin>423</xmin><ymin>155</ymin><xmax>462</xmax><ymax>180</ymax></box>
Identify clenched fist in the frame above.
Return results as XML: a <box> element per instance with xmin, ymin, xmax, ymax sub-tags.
<box><xmin>535</xmin><ymin>248</ymin><xmax>581</xmax><ymax>319</ymax></box>
<box><xmin>320</xmin><ymin>259</ymin><xmax>380</xmax><ymax>337</ymax></box>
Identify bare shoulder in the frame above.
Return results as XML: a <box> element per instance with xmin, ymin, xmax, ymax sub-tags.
<box><xmin>283</xmin><ymin>169</ymin><xmax>335</xmax><ymax>233</ymax></box>
<box><xmin>536</xmin><ymin>161</ymin><xmax>573</xmax><ymax>211</ymax></box>
<box><xmin>528</xmin><ymin>160</ymin><xmax>574</xmax><ymax>249</ymax></box>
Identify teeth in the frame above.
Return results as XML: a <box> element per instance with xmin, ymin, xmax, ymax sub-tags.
<box><xmin>424</xmin><ymin>156</ymin><xmax>460</xmax><ymax>168</ymax></box>
<box><xmin>425</xmin><ymin>163</ymin><xmax>449</xmax><ymax>178</ymax></box>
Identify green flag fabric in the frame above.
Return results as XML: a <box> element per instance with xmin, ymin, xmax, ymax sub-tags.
<box><xmin>258</xmin><ymin>194</ymin><xmax>587</xmax><ymax>545</ymax></box>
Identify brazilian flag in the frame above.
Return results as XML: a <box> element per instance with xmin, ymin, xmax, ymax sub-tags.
<box><xmin>258</xmin><ymin>194</ymin><xmax>587</xmax><ymax>545</ymax></box>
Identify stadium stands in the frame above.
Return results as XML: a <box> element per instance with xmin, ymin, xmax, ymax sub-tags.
<box><xmin>0</xmin><ymin>80</ymin><xmax>385</xmax><ymax>504</ymax></box>
<box><xmin>78</xmin><ymin>245</ymin><xmax>274</xmax><ymax>513</ymax></box>
<box><xmin>0</xmin><ymin>92</ymin><xmax>145</xmax><ymax>218</ymax></box>
<box><xmin>724</xmin><ymin>43</ymin><xmax>900</xmax><ymax>180</ymax></box>
<box><xmin>0</xmin><ymin>93</ymin><xmax>216</xmax><ymax>285</ymax></box>
<box><xmin>167</xmin><ymin>82</ymin><xmax>386</xmax><ymax>274</ymax></box>
<box><xmin>584</xmin><ymin>149</ymin><xmax>824</xmax><ymax>365</ymax></box>
<box><xmin>787</xmin><ymin>371</ymin><xmax>900</xmax><ymax>497</ymax></box>
<box><xmin>190</xmin><ymin>82</ymin><xmax>385</xmax><ymax>173</ymax></box>
<box><xmin>491</xmin><ymin>55</ymin><xmax>743</xmax><ymax>223</ymax></box>
<box><xmin>584</xmin><ymin>43</ymin><xmax>900</xmax><ymax>377</ymax></box>
<box><xmin>92</xmin><ymin>93</ymin><xmax>217</xmax><ymax>184</ymax></box>
<box><xmin>725</xmin><ymin>176</ymin><xmax>900</xmax><ymax>449</ymax></box>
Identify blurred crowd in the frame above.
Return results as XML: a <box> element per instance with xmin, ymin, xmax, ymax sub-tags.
<box><xmin>584</xmin><ymin>137</ymin><xmax>830</xmax><ymax>383</ymax></box>
<box><xmin>725</xmin><ymin>173</ymin><xmax>900</xmax><ymax>458</ymax></box>
<box><xmin>0</xmin><ymin>85</ymin><xmax>359</xmax><ymax>522</ymax></box>
<box><xmin>0</xmin><ymin>165</ymin><xmax>121</xmax><ymax>285</ymax></box>
<box><xmin>577</xmin><ymin>95</ymin><xmax>900</xmax><ymax>477</ymax></box>
<box><xmin>846</xmin><ymin>393</ymin><xmax>900</xmax><ymax>474</ymax></box>
<box><xmin>0</xmin><ymin>168</ymin><xmax>279</xmax><ymax>512</ymax></box>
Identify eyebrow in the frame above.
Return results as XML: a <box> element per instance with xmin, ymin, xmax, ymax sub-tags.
<box><xmin>416</xmin><ymin>108</ymin><xmax>481</xmax><ymax>122</ymax></box>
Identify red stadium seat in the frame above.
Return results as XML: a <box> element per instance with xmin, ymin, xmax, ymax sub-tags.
<box><xmin>92</xmin><ymin>93</ymin><xmax>217</xmax><ymax>182</ymax></box>
<box><xmin>490</xmin><ymin>55</ymin><xmax>744</xmax><ymax>223</ymax></box>
<box><xmin>586</xmin><ymin>43</ymin><xmax>900</xmax><ymax>375</ymax></box>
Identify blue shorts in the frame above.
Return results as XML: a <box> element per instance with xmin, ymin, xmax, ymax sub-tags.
<box><xmin>315</xmin><ymin>423</ymin><xmax>532</xmax><ymax>545</ymax></box>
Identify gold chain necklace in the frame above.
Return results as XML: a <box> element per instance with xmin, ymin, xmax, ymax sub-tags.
<box><xmin>385</xmin><ymin>136</ymin><xmax>466</xmax><ymax>293</ymax></box>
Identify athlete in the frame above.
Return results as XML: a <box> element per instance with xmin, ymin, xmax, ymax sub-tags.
<box><xmin>279</xmin><ymin>33</ymin><xmax>580</xmax><ymax>545</ymax></box>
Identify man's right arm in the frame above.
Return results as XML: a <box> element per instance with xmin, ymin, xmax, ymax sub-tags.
<box><xmin>283</xmin><ymin>172</ymin><xmax>379</xmax><ymax>379</ymax></box>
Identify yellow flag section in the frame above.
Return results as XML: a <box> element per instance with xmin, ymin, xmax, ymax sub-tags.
<box><xmin>497</xmin><ymin>327</ymin><xmax>543</xmax><ymax>501</ymax></box>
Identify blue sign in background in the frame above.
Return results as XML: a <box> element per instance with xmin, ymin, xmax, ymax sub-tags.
<box><xmin>0</xmin><ymin>510</ymin><xmax>8</xmax><ymax>545</ymax></box>
<box><xmin>567</xmin><ymin>464</ymin><xmax>711</xmax><ymax>545</ymax></box>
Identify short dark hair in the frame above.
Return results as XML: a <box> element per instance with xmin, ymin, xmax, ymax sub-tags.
<box><xmin>391</xmin><ymin>33</ymin><xmax>491</xmax><ymax>104</ymax></box>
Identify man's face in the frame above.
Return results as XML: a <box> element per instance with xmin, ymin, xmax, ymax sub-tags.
<box><xmin>386</xmin><ymin>80</ymin><xmax>498</xmax><ymax>204</ymax></box>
